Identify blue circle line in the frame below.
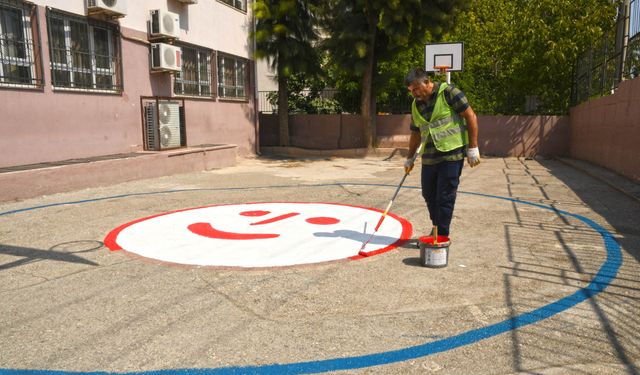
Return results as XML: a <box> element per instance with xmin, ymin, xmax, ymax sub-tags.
<box><xmin>0</xmin><ymin>185</ymin><xmax>622</xmax><ymax>374</ymax></box>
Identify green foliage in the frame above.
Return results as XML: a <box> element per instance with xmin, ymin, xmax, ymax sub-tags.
<box><xmin>446</xmin><ymin>0</ymin><xmax>619</xmax><ymax>114</ymax></box>
<box><xmin>256</xmin><ymin>0</ymin><xmax>620</xmax><ymax>118</ymax></box>
<box><xmin>253</xmin><ymin>0</ymin><xmax>323</xmax><ymax>144</ymax></box>
<box><xmin>267</xmin><ymin>73</ymin><xmax>343</xmax><ymax>114</ymax></box>
<box><xmin>319</xmin><ymin>0</ymin><xmax>466</xmax><ymax>119</ymax></box>
<box><xmin>321</xmin><ymin>0</ymin><xmax>466</xmax><ymax>77</ymax></box>
<box><xmin>253</xmin><ymin>0</ymin><xmax>321</xmax><ymax>77</ymax></box>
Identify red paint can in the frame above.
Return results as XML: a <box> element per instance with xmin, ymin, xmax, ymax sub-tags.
<box><xmin>419</xmin><ymin>235</ymin><xmax>450</xmax><ymax>268</ymax></box>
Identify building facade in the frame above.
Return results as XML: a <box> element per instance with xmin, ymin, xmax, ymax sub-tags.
<box><xmin>0</xmin><ymin>0</ymin><xmax>257</xmax><ymax>168</ymax></box>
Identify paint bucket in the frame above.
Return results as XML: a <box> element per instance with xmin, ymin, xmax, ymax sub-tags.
<box><xmin>419</xmin><ymin>235</ymin><xmax>450</xmax><ymax>268</ymax></box>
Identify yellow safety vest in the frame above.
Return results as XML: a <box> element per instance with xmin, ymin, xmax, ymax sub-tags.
<box><xmin>411</xmin><ymin>82</ymin><xmax>468</xmax><ymax>153</ymax></box>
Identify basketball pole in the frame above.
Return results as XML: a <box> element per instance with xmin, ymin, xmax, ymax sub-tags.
<box><xmin>435</xmin><ymin>65</ymin><xmax>450</xmax><ymax>84</ymax></box>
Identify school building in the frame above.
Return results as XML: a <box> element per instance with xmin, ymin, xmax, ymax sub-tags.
<box><xmin>0</xmin><ymin>0</ymin><xmax>257</xmax><ymax>176</ymax></box>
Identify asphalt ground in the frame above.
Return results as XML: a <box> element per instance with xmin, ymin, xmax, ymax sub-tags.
<box><xmin>1</xmin><ymin>155</ymin><xmax>639</xmax><ymax>374</ymax></box>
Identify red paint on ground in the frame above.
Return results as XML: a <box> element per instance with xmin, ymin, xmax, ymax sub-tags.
<box><xmin>188</xmin><ymin>222</ymin><xmax>280</xmax><ymax>240</ymax></box>
<box><xmin>240</xmin><ymin>210</ymin><xmax>270</xmax><ymax>217</ymax></box>
<box><xmin>306</xmin><ymin>217</ymin><xmax>340</xmax><ymax>225</ymax></box>
<box><xmin>250</xmin><ymin>212</ymin><xmax>299</xmax><ymax>225</ymax></box>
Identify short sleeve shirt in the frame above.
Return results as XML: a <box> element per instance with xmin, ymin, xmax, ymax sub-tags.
<box><xmin>410</xmin><ymin>83</ymin><xmax>469</xmax><ymax>165</ymax></box>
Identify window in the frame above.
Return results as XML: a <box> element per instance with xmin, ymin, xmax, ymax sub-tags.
<box><xmin>174</xmin><ymin>44</ymin><xmax>212</xmax><ymax>97</ymax></box>
<box><xmin>217</xmin><ymin>53</ymin><xmax>248</xmax><ymax>100</ymax></box>
<box><xmin>0</xmin><ymin>0</ymin><xmax>42</xmax><ymax>88</ymax></box>
<box><xmin>46</xmin><ymin>10</ymin><xmax>122</xmax><ymax>92</ymax></box>
<box><xmin>219</xmin><ymin>0</ymin><xmax>247</xmax><ymax>12</ymax></box>
<box><xmin>631</xmin><ymin>0</ymin><xmax>639</xmax><ymax>39</ymax></box>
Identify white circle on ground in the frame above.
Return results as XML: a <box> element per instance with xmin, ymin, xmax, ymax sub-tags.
<box><xmin>104</xmin><ymin>202</ymin><xmax>412</xmax><ymax>268</ymax></box>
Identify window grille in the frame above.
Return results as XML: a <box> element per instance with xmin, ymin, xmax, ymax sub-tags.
<box><xmin>46</xmin><ymin>9</ymin><xmax>122</xmax><ymax>93</ymax></box>
<box><xmin>0</xmin><ymin>0</ymin><xmax>43</xmax><ymax>88</ymax></box>
<box><xmin>219</xmin><ymin>0</ymin><xmax>246</xmax><ymax>12</ymax></box>
<box><xmin>631</xmin><ymin>0</ymin><xmax>639</xmax><ymax>39</ymax></box>
<box><xmin>174</xmin><ymin>44</ymin><xmax>213</xmax><ymax>97</ymax></box>
<box><xmin>217</xmin><ymin>53</ymin><xmax>248</xmax><ymax>100</ymax></box>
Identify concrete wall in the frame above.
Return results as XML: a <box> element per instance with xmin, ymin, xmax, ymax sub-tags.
<box><xmin>569</xmin><ymin>78</ymin><xmax>640</xmax><ymax>182</ymax></box>
<box><xmin>0</xmin><ymin>1</ymin><xmax>256</xmax><ymax>168</ymax></box>
<box><xmin>259</xmin><ymin>114</ymin><xmax>570</xmax><ymax>157</ymax></box>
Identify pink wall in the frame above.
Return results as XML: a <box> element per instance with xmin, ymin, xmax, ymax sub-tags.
<box><xmin>186</xmin><ymin>100</ymin><xmax>256</xmax><ymax>156</ymax></box>
<box><xmin>0</xmin><ymin>7</ymin><xmax>256</xmax><ymax>168</ymax></box>
<box><xmin>570</xmin><ymin>78</ymin><xmax>640</xmax><ymax>183</ymax></box>
<box><xmin>479</xmin><ymin>115</ymin><xmax>569</xmax><ymax>157</ymax></box>
<box><xmin>259</xmin><ymin>114</ymin><xmax>570</xmax><ymax>157</ymax></box>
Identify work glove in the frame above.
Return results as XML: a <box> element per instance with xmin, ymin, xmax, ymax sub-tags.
<box><xmin>404</xmin><ymin>158</ymin><xmax>415</xmax><ymax>174</ymax></box>
<box><xmin>467</xmin><ymin>147</ymin><xmax>481</xmax><ymax>167</ymax></box>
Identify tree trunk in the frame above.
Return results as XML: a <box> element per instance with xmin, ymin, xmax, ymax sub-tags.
<box><xmin>277</xmin><ymin>71</ymin><xmax>289</xmax><ymax>146</ymax></box>
<box><xmin>360</xmin><ymin>10</ymin><xmax>377</xmax><ymax>149</ymax></box>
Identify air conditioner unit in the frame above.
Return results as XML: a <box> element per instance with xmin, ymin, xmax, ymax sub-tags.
<box><xmin>145</xmin><ymin>101</ymin><xmax>182</xmax><ymax>150</ymax></box>
<box><xmin>150</xmin><ymin>9</ymin><xmax>180</xmax><ymax>40</ymax></box>
<box><xmin>150</xmin><ymin>43</ymin><xmax>181</xmax><ymax>72</ymax></box>
<box><xmin>176</xmin><ymin>0</ymin><xmax>198</xmax><ymax>4</ymax></box>
<box><xmin>86</xmin><ymin>0</ymin><xmax>127</xmax><ymax>18</ymax></box>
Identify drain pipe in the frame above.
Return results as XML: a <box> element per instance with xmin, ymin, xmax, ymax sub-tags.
<box><xmin>252</xmin><ymin>7</ymin><xmax>261</xmax><ymax>156</ymax></box>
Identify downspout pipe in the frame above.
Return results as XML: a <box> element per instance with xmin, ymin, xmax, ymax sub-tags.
<box><xmin>252</xmin><ymin>3</ymin><xmax>261</xmax><ymax>155</ymax></box>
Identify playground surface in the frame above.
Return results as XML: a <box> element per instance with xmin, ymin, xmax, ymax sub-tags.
<box><xmin>1</xmin><ymin>155</ymin><xmax>639</xmax><ymax>374</ymax></box>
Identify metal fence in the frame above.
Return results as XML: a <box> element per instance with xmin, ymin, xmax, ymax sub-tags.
<box><xmin>258</xmin><ymin>89</ymin><xmax>412</xmax><ymax>115</ymax></box>
<box><xmin>572</xmin><ymin>0</ymin><xmax>640</xmax><ymax>105</ymax></box>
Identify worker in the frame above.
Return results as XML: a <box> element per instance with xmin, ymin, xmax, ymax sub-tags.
<box><xmin>403</xmin><ymin>67</ymin><xmax>480</xmax><ymax>239</ymax></box>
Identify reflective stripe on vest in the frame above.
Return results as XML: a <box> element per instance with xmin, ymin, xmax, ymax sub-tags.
<box><xmin>411</xmin><ymin>82</ymin><xmax>468</xmax><ymax>153</ymax></box>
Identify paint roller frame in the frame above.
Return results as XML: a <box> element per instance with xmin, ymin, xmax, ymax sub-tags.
<box><xmin>357</xmin><ymin>140</ymin><xmax>425</xmax><ymax>257</ymax></box>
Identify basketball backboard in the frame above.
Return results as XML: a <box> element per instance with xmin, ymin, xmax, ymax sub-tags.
<box><xmin>424</xmin><ymin>42</ymin><xmax>464</xmax><ymax>72</ymax></box>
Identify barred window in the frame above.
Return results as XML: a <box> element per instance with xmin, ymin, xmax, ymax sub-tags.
<box><xmin>631</xmin><ymin>0</ymin><xmax>639</xmax><ymax>39</ymax></box>
<box><xmin>174</xmin><ymin>44</ymin><xmax>212</xmax><ymax>97</ymax></box>
<box><xmin>0</xmin><ymin>0</ymin><xmax>42</xmax><ymax>88</ymax></box>
<box><xmin>219</xmin><ymin>0</ymin><xmax>247</xmax><ymax>12</ymax></box>
<box><xmin>217</xmin><ymin>53</ymin><xmax>248</xmax><ymax>100</ymax></box>
<box><xmin>46</xmin><ymin>10</ymin><xmax>122</xmax><ymax>92</ymax></box>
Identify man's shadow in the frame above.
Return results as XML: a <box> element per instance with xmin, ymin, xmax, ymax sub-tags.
<box><xmin>313</xmin><ymin>229</ymin><xmax>401</xmax><ymax>245</ymax></box>
<box><xmin>314</xmin><ymin>230</ymin><xmax>422</xmax><ymax>265</ymax></box>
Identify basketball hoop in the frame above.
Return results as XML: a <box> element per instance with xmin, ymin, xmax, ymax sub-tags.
<box><xmin>434</xmin><ymin>65</ymin><xmax>451</xmax><ymax>84</ymax></box>
<box><xmin>434</xmin><ymin>65</ymin><xmax>450</xmax><ymax>74</ymax></box>
<box><xmin>425</xmin><ymin>42</ymin><xmax>462</xmax><ymax>85</ymax></box>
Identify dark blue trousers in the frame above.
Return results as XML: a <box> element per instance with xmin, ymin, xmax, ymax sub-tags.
<box><xmin>420</xmin><ymin>159</ymin><xmax>464</xmax><ymax>236</ymax></box>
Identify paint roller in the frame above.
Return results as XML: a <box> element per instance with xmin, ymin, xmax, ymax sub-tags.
<box><xmin>358</xmin><ymin>140</ymin><xmax>425</xmax><ymax>257</ymax></box>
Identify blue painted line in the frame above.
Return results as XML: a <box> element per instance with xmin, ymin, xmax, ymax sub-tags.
<box><xmin>0</xmin><ymin>185</ymin><xmax>622</xmax><ymax>374</ymax></box>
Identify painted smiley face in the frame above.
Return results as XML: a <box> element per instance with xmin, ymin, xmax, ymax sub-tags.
<box><xmin>187</xmin><ymin>211</ymin><xmax>342</xmax><ymax>240</ymax></box>
<box><xmin>104</xmin><ymin>202</ymin><xmax>412</xmax><ymax>268</ymax></box>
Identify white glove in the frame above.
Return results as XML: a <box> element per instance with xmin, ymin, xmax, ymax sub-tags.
<box><xmin>404</xmin><ymin>158</ymin><xmax>415</xmax><ymax>174</ymax></box>
<box><xmin>467</xmin><ymin>147</ymin><xmax>481</xmax><ymax>167</ymax></box>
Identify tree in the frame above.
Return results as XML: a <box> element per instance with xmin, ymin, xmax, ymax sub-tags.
<box><xmin>320</xmin><ymin>0</ymin><xmax>466</xmax><ymax>148</ymax></box>
<box><xmin>253</xmin><ymin>0</ymin><xmax>321</xmax><ymax>146</ymax></box>
<box><xmin>447</xmin><ymin>0</ymin><xmax>618</xmax><ymax>114</ymax></box>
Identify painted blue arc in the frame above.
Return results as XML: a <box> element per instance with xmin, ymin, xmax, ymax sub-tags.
<box><xmin>0</xmin><ymin>184</ymin><xmax>622</xmax><ymax>375</ymax></box>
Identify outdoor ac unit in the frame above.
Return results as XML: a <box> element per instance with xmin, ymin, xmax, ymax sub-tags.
<box><xmin>176</xmin><ymin>0</ymin><xmax>198</xmax><ymax>4</ymax></box>
<box><xmin>150</xmin><ymin>43</ymin><xmax>181</xmax><ymax>72</ymax></box>
<box><xmin>150</xmin><ymin>9</ymin><xmax>180</xmax><ymax>40</ymax></box>
<box><xmin>145</xmin><ymin>101</ymin><xmax>182</xmax><ymax>150</ymax></box>
<box><xmin>86</xmin><ymin>0</ymin><xmax>127</xmax><ymax>17</ymax></box>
